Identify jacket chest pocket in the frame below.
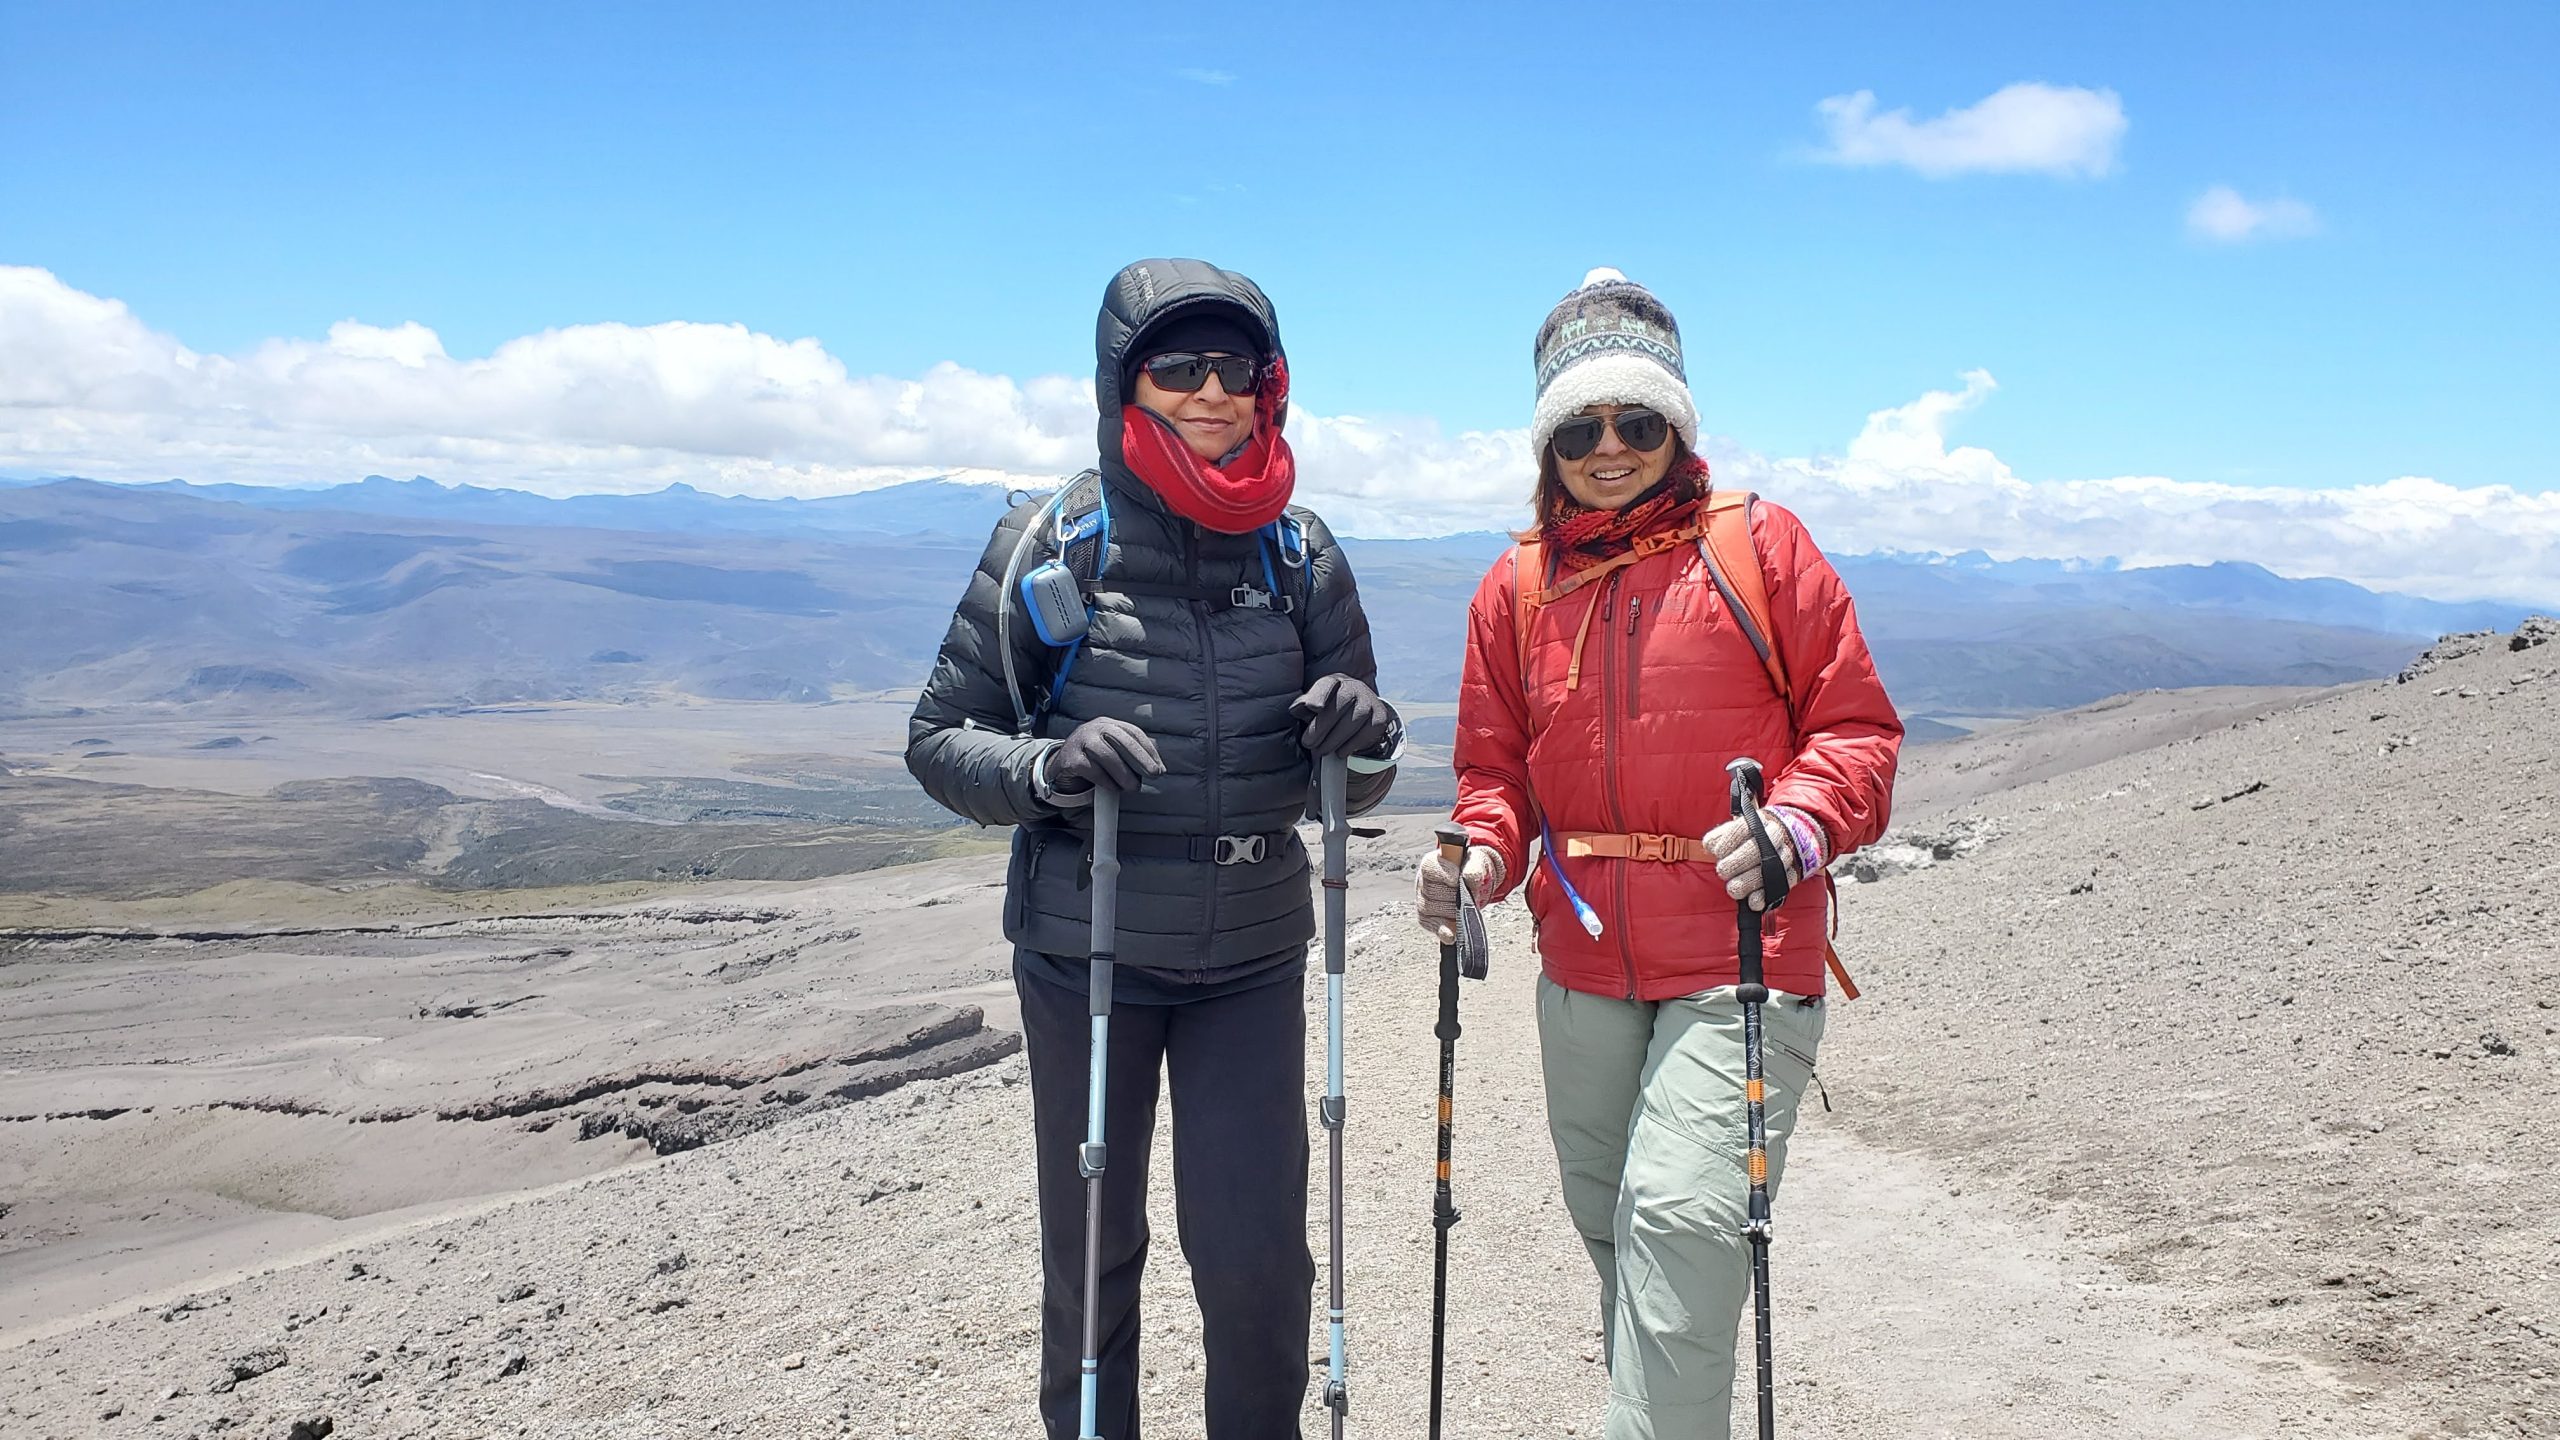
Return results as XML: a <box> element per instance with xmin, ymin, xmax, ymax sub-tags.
<box><xmin>1649</xmin><ymin>571</ymin><xmax>1776</xmax><ymax>711</ymax></box>
<box><xmin>1621</xmin><ymin>571</ymin><xmax>1700</xmax><ymax>717</ymax></box>
<box><xmin>1653</xmin><ymin>575</ymin><xmax>1710</xmax><ymax>623</ymax></box>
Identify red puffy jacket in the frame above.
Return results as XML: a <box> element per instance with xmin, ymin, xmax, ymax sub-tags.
<box><xmin>1452</xmin><ymin>497</ymin><xmax>1901</xmax><ymax>999</ymax></box>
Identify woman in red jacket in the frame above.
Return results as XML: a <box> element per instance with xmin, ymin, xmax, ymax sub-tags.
<box><xmin>1416</xmin><ymin>269</ymin><xmax>1901</xmax><ymax>1439</ymax></box>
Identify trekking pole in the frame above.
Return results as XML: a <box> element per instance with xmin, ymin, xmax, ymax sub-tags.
<box><xmin>1724</xmin><ymin>759</ymin><xmax>1792</xmax><ymax>1440</ymax></box>
<box><xmin>1427</xmin><ymin>822</ymin><xmax>1489</xmax><ymax>1440</ymax></box>
<box><xmin>1318</xmin><ymin>757</ymin><xmax>1352</xmax><ymax>1437</ymax></box>
<box><xmin>1076</xmin><ymin>789</ymin><xmax>1122</xmax><ymax>1440</ymax></box>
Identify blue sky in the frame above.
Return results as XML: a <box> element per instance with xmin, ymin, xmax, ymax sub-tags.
<box><xmin>2</xmin><ymin>1</ymin><xmax>2555</xmax><ymax>596</ymax></box>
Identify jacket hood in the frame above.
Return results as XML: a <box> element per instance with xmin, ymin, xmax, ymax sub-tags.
<box><xmin>1094</xmin><ymin>258</ymin><xmax>1288</xmax><ymax>475</ymax></box>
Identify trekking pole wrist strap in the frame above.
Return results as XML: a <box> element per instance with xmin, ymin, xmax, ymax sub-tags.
<box><xmin>1031</xmin><ymin>744</ymin><xmax>1097</xmax><ymax>808</ymax></box>
<box><xmin>1768</xmin><ymin>804</ymin><xmax>1826</xmax><ymax>874</ymax></box>
<box><xmin>1344</xmin><ymin>727</ymin><xmax>1405</xmax><ymax>774</ymax></box>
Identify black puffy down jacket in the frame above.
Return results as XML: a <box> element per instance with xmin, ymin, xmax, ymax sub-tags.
<box><xmin>906</xmin><ymin>258</ymin><xmax>1396</xmax><ymax>974</ymax></box>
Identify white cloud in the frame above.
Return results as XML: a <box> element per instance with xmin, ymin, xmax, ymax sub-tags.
<box><xmin>1730</xmin><ymin>374</ymin><xmax>2557</xmax><ymax>606</ymax></box>
<box><xmin>1293</xmin><ymin>372</ymin><xmax>2557</xmax><ymax>603</ymax></box>
<box><xmin>2187</xmin><ymin>185</ymin><xmax>2320</xmax><ymax>243</ymax></box>
<box><xmin>2</xmin><ymin>266</ymin><xmax>2552</xmax><ymax>604</ymax></box>
<box><xmin>1176</xmin><ymin>67</ymin><xmax>1234</xmax><ymax>86</ymax></box>
<box><xmin>0</xmin><ymin>265</ymin><xmax>1092</xmax><ymax>497</ymax></box>
<box><xmin>1811</xmin><ymin>82</ymin><xmax>2126</xmax><ymax>179</ymax></box>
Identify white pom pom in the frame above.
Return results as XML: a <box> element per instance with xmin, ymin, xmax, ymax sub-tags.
<box><xmin>1580</xmin><ymin>266</ymin><xmax>1628</xmax><ymax>288</ymax></box>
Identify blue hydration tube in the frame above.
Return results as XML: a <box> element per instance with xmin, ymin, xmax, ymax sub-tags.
<box><xmin>1038</xmin><ymin>484</ymin><xmax>1111</xmax><ymax>717</ymax></box>
<box><xmin>1539</xmin><ymin>817</ymin><xmax>1606</xmax><ymax>939</ymax></box>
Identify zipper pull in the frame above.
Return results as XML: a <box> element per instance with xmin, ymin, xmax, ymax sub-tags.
<box><xmin>1627</xmin><ymin>595</ymin><xmax>1642</xmax><ymax>635</ymax></box>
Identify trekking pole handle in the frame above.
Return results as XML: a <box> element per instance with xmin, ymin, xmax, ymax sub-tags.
<box><xmin>1083</xmin><ymin>788</ymin><xmax>1120</xmax><ymax>1175</ymax></box>
<box><xmin>1434</xmin><ymin>824</ymin><xmax>1489</xmax><ymax>981</ymax></box>
<box><xmin>1431</xmin><ymin>823</ymin><xmax>1468</xmax><ymax>1036</ymax></box>
<box><xmin>1724</xmin><ymin>759</ymin><xmax>1774</xmax><ymax>998</ymax></box>
<box><xmin>1726</xmin><ymin>757</ymin><xmax>1791</xmax><ymax>905</ymax></box>
<box><xmin>1091</xmin><ymin>789</ymin><xmax>1121</xmax><ymax>976</ymax></box>
<box><xmin>1725</xmin><ymin>757</ymin><xmax>1765</xmax><ymax>814</ymax></box>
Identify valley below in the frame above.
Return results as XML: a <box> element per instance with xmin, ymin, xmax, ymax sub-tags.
<box><xmin>0</xmin><ymin>701</ymin><xmax>987</xmax><ymax>927</ymax></box>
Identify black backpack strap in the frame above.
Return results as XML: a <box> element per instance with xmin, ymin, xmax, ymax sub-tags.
<box><xmin>1020</xmin><ymin>472</ymin><xmax>1108</xmax><ymax>732</ymax></box>
<box><xmin>1057</xmin><ymin>471</ymin><xmax>1108</xmax><ymax>584</ymax></box>
<box><xmin>1260</xmin><ymin>511</ymin><xmax>1313</xmax><ymax>631</ymax></box>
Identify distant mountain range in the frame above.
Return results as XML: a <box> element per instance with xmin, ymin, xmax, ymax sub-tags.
<box><xmin>0</xmin><ymin>475</ymin><xmax>2540</xmax><ymax>725</ymax></box>
<box><xmin>10</xmin><ymin>473</ymin><xmax>1021</xmax><ymax>541</ymax></box>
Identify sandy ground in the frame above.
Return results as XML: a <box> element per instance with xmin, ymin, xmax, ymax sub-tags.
<box><xmin>1883</xmin><ymin>683</ymin><xmax>2349</xmax><ymax>816</ymax></box>
<box><xmin>1</xmin><ymin>624</ymin><xmax>2552</xmax><ymax>1437</ymax></box>
<box><xmin>0</xmin><ymin>839</ymin><xmax>2411</xmax><ymax>1439</ymax></box>
<box><xmin>1823</xmin><ymin>627</ymin><xmax>2559</xmax><ymax>1438</ymax></box>
<box><xmin>0</xmin><ymin>857</ymin><xmax>1023</xmax><ymax>1340</ymax></box>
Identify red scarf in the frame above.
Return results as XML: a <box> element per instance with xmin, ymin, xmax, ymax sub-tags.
<box><xmin>1117</xmin><ymin>355</ymin><xmax>1297</xmax><ymax>534</ymax></box>
<box><xmin>1549</xmin><ymin>456</ymin><xmax>1710</xmax><ymax>571</ymax></box>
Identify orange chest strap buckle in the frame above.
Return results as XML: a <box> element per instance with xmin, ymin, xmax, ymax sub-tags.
<box><xmin>1557</xmin><ymin>830</ymin><xmax>1713</xmax><ymax>865</ymax></box>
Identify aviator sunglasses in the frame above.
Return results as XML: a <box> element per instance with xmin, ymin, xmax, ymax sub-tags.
<box><xmin>1550</xmin><ymin>407</ymin><xmax>1670</xmax><ymax>461</ymax></box>
<box><xmin>1141</xmin><ymin>351</ymin><xmax>1262</xmax><ymax>396</ymax></box>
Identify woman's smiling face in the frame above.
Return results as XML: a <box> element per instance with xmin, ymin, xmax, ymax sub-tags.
<box><xmin>1554</xmin><ymin>404</ymin><xmax>1675</xmax><ymax>511</ymax></box>
<box><xmin>1132</xmin><ymin>357</ymin><xmax>1256</xmax><ymax>462</ymax></box>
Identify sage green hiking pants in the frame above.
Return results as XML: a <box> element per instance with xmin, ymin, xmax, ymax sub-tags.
<box><xmin>1536</xmin><ymin>976</ymin><xmax>1826</xmax><ymax>1440</ymax></box>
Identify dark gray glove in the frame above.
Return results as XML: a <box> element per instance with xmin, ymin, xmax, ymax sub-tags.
<box><xmin>1292</xmin><ymin>674</ymin><xmax>1394</xmax><ymax>758</ymax></box>
<box><xmin>1048</xmin><ymin>717</ymin><xmax>1164</xmax><ymax>795</ymax></box>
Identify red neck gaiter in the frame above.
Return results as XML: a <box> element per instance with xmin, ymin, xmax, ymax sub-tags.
<box><xmin>1550</xmin><ymin>455</ymin><xmax>1711</xmax><ymax>571</ymax></box>
<box><xmin>1116</xmin><ymin>355</ymin><xmax>1297</xmax><ymax>534</ymax></box>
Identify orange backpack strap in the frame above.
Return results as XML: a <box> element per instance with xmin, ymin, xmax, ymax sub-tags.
<box><xmin>1509</xmin><ymin>538</ymin><xmax>1545</xmax><ymax>682</ymax></box>
<box><xmin>1696</xmin><ymin>492</ymin><xmax>1791</xmax><ymax>714</ymax></box>
<box><xmin>1824</xmin><ymin>943</ymin><xmax>1861</xmax><ymax>1000</ymax></box>
<box><xmin>1821</xmin><ymin>870</ymin><xmax>1860</xmax><ymax>998</ymax></box>
<box><xmin>1703</xmin><ymin>498</ymin><xmax>1855</xmax><ymax>995</ymax></box>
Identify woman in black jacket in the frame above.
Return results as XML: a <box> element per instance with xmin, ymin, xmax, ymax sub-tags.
<box><xmin>907</xmin><ymin>257</ymin><xmax>1400</xmax><ymax>1439</ymax></box>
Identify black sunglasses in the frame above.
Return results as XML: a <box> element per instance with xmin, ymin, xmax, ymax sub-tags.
<box><xmin>1142</xmin><ymin>351</ymin><xmax>1261</xmax><ymax>396</ymax></box>
<box><xmin>1551</xmin><ymin>407</ymin><xmax>1670</xmax><ymax>461</ymax></box>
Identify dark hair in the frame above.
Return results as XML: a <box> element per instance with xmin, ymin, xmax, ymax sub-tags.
<box><xmin>1521</xmin><ymin>435</ymin><xmax>1699</xmax><ymax>538</ymax></box>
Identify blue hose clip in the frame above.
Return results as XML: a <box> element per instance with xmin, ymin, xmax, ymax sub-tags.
<box><xmin>1539</xmin><ymin>818</ymin><xmax>1605</xmax><ymax>939</ymax></box>
<box><xmin>1036</xmin><ymin>484</ymin><xmax>1111</xmax><ymax>712</ymax></box>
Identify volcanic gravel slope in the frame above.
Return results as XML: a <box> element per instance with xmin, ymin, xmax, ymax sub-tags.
<box><xmin>0</xmin><ymin>621</ymin><xmax>2550</xmax><ymax>1438</ymax></box>
<box><xmin>1827</xmin><ymin>620</ymin><xmax>2560</xmax><ymax>1438</ymax></box>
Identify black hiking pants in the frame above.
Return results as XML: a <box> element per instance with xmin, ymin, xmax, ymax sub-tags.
<box><xmin>1016</xmin><ymin>949</ymin><xmax>1314</xmax><ymax>1440</ymax></box>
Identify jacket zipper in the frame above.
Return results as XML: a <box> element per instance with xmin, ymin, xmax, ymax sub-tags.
<box><xmin>1624</xmin><ymin>594</ymin><xmax>1643</xmax><ymax>719</ymax></box>
<box><xmin>1599</xmin><ymin>574</ymin><xmax>1637</xmax><ymax>998</ymax></box>
<box><xmin>1191</xmin><ymin>528</ymin><xmax>1222</xmax><ymax>941</ymax></box>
